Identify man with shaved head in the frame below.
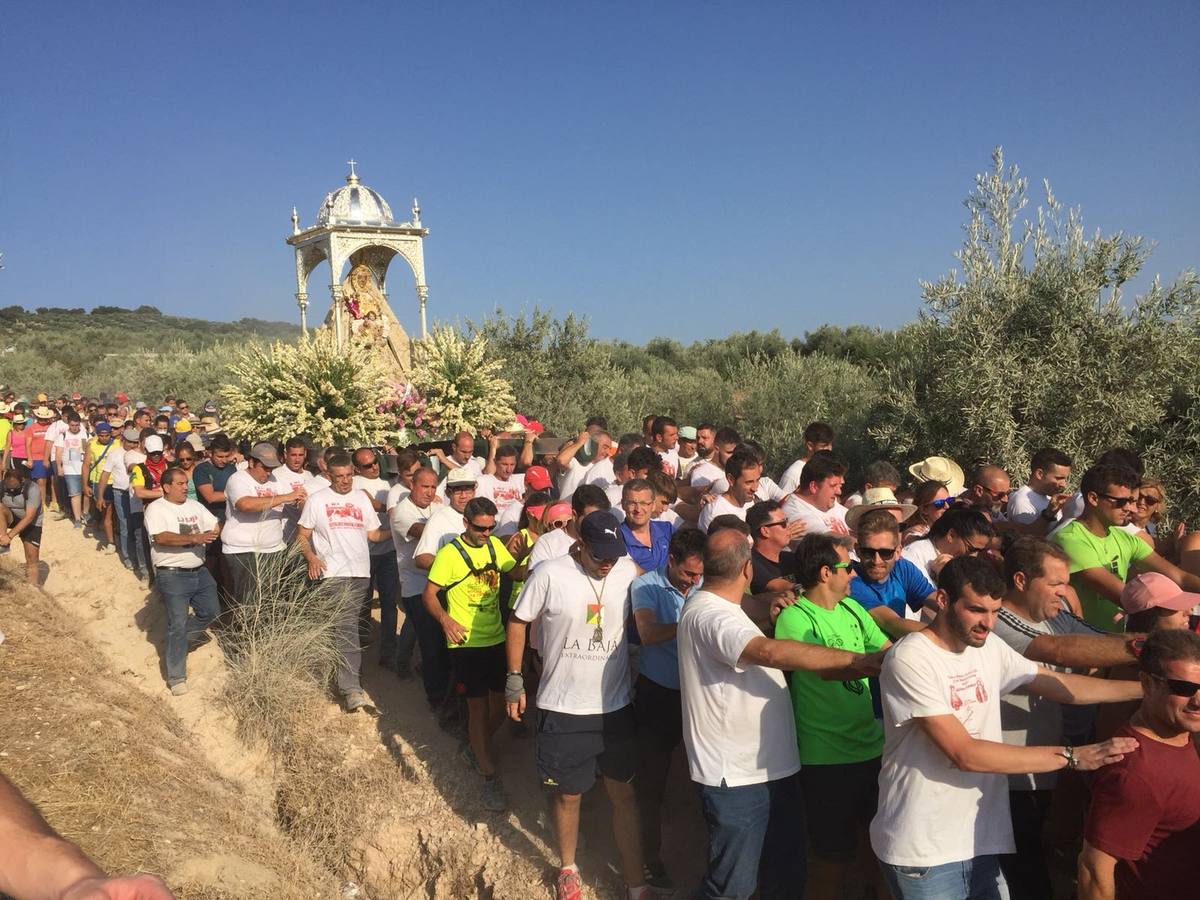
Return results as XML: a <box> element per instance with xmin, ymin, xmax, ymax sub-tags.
<box><xmin>677</xmin><ymin>528</ymin><xmax>884</xmax><ymax>900</ymax></box>
<box><xmin>961</xmin><ymin>464</ymin><xmax>1013</xmax><ymax>522</ymax></box>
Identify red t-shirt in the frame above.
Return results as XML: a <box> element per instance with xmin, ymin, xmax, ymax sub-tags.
<box><xmin>1085</xmin><ymin>723</ymin><xmax>1200</xmax><ymax>899</ymax></box>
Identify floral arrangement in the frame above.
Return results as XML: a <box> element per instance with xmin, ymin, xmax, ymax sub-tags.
<box><xmin>218</xmin><ymin>330</ymin><xmax>392</xmax><ymax>446</ymax></box>
<box><xmin>376</xmin><ymin>381</ymin><xmax>441</xmax><ymax>446</ymax></box>
<box><xmin>407</xmin><ymin>325</ymin><xmax>516</xmax><ymax>436</ymax></box>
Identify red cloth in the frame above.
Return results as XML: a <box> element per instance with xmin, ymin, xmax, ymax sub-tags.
<box><xmin>1084</xmin><ymin>723</ymin><xmax>1200</xmax><ymax>899</ymax></box>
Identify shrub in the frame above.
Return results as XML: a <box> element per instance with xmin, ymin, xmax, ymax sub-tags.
<box><xmin>409</xmin><ymin>324</ymin><xmax>516</xmax><ymax>434</ymax></box>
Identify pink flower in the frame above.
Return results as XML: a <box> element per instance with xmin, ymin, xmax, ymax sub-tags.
<box><xmin>414</xmin><ymin>416</ymin><xmax>423</xmax><ymax>426</ymax></box>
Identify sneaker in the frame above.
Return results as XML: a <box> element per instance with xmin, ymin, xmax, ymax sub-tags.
<box><xmin>169</xmin><ymin>682</ymin><xmax>188</xmax><ymax>696</ymax></box>
<box><xmin>344</xmin><ymin>689</ymin><xmax>372</xmax><ymax>713</ymax></box>
<box><xmin>458</xmin><ymin>740</ymin><xmax>483</xmax><ymax>775</ymax></box>
<box><xmin>481</xmin><ymin>776</ymin><xmax>506</xmax><ymax>811</ymax></box>
<box><xmin>555</xmin><ymin>868</ymin><xmax>583</xmax><ymax>900</ymax></box>
<box><xmin>72</xmin><ymin>519</ymin><xmax>82</xmax><ymax>529</ymax></box>
<box><xmin>642</xmin><ymin>861</ymin><xmax>675</xmax><ymax>892</ymax></box>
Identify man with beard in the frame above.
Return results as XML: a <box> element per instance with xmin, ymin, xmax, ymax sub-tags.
<box><xmin>849</xmin><ymin>509</ymin><xmax>937</xmax><ymax>640</ymax></box>
<box><xmin>870</xmin><ymin>557</ymin><xmax>1142</xmax><ymax>900</ymax></box>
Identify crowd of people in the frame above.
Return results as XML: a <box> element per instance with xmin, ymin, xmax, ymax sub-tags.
<box><xmin>2</xmin><ymin>391</ymin><xmax>1199</xmax><ymax>900</ymax></box>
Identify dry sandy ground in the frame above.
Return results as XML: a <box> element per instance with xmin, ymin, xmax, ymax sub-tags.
<box><xmin>4</xmin><ymin>509</ymin><xmax>709</xmax><ymax>898</ymax></box>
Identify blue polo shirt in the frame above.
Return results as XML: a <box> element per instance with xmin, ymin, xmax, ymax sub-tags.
<box><xmin>621</xmin><ymin>519</ymin><xmax>675</xmax><ymax>572</ymax></box>
<box><xmin>630</xmin><ymin>566</ymin><xmax>689</xmax><ymax>689</ymax></box>
<box><xmin>849</xmin><ymin>558</ymin><xmax>935</xmax><ymax>618</ymax></box>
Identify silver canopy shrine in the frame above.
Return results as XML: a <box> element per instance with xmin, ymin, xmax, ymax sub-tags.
<box><xmin>285</xmin><ymin>161</ymin><xmax>429</xmax><ymax>373</ymax></box>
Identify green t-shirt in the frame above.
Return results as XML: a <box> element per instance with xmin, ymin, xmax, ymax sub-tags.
<box><xmin>427</xmin><ymin>536</ymin><xmax>516</xmax><ymax>648</ymax></box>
<box><xmin>774</xmin><ymin>595</ymin><xmax>889</xmax><ymax>765</ymax></box>
<box><xmin>1052</xmin><ymin>520</ymin><xmax>1153</xmax><ymax>632</ymax></box>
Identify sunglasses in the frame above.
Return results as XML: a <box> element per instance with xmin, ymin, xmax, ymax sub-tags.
<box><xmin>1137</xmin><ymin>495</ymin><xmax>1162</xmax><ymax>507</ymax></box>
<box><xmin>930</xmin><ymin>497</ymin><xmax>956</xmax><ymax>510</ymax></box>
<box><xmin>964</xmin><ymin>541</ymin><xmax>991</xmax><ymax>556</ymax></box>
<box><xmin>1097</xmin><ymin>493</ymin><xmax>1136</xmax><ymax>508</ymax></box>
<box><xmin>859</xmin><ymin>546</ymin><xmax>897</xmax><ymax>561</ymax></box>
<box><xmin>764</xmin><ymin>520</ymin><xmax>788</xmax><ymax>529</ymax></box>
<box><xmin>830</xmin><ymin>561</ymin><xmax>851</xmax><ymax>570</ymax></box>
<box><xmin>468</xmin><ymin>522</ymin><xmax>494</xmax><ymax>533</ymax></box>
<box><xmin>1150</xmin><ymin>673</ymin><xmax>1200</xmax><ymax>698</ymax></box>
<box><xmin>548</xmin><ymin>519</ymin><xmax>570</xmax><ymax>530</ymax></box>
<box><xmin>355</xmin><ymin>460</ymin><xmax>380</xmax><ymax>468</ymax></box>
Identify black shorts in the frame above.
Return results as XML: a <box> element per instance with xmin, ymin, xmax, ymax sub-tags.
<box><xmin>799</xmin><ymin>757</ymin><xmax>881</xmax><ymax>862</ymax></box>
<box><xmin>634</xmin><ymin>674</ymin><xmax>682</xmax><ymax>752</ymax></box>
<box><xmin>537</xmin><ymin>705</ymin><xmax>637</xmax><ymax>795</ymax></box>
<box><xmin>450</xmin><ymin>643</ymin><xmax>505</xmax><ymax>698</ymax></box>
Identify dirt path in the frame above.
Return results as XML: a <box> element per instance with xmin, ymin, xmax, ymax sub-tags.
<box><xmin>29</xmin><ymin>510</ymin><xmax>708</xmax><ymax>897</ymax></box>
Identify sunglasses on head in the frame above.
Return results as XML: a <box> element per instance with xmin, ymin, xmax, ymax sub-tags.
<box><xmin>859</xmin><ymin>546</ymin><xmax>897</xmax><ymax>561</ymax></box>
<box><xmin>1150</xmin><ymin>673</ymin><xmax>1200</xmax><ymax>698</ymax></box>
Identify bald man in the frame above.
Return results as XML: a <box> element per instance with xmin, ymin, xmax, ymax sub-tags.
<box><xmin>961</xmin><ymin>465</ymin><xmax>1012</xmax><ymax>523</ymax></box>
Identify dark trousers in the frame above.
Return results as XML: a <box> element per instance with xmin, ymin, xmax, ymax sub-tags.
<box><xmin>999</xmin><ymin>789</ymin><xmax>1053</xmax><ymax>900</ymax></box>
<box><xmin>367</xmin><ymin>551</ymin><xmax>400</xmax><ymax>662</ymax></box>
<box><xmin>225</xmin><ymin>550</ymin><xmax>281</xmax><ymax>606</ymax></box>
<box><xmin>401</xmin><ymin>592</ymin><xmax>449</xmax><ymax>708</ymax></box>
<box><xmin>634</xmin><ymin>674</ymin><xmax>683</xmax><ymax>866</ymax></box>
<box><xmin>695</xmin><ymin>773</ymin><xmax>805</xmax><ymax>900</ymax></box>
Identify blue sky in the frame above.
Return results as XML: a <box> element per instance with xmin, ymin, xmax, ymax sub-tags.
<box><xmin>2</xmin><ymin>2</ymin><xmax>1196</xmax><ymax>342</ymax></box>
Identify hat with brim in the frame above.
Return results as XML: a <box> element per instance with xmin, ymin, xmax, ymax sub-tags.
<box><xmin>908</xmin><ymin>456</ymin><xmax>965</xmax><ymax>496</ymax></box>
<box><xmin>678</xmin><ymin>426</ymin><xmax>698</xmax><ymax>441</ymax></box>
<box><xmin>524</xmin><ymin>465</ymin><xmax>553</xmax><ymax>490</ymax></box>
<box><xmin>122</xmin><ymin>427</ymin><xmax>140</xmax><ymax>442</ymax></box>
<box><xmin>1119</xmin><ymin>573</ymin><xmax>1200</xmax><ymax>616</ymax></box>
<box><xmin>184</xmin><ymin>433</ymin><xmax>205</xmax><ymax>453</ymax></box>
<box><xmin>249</xmin><ymin>441</ymin><xmax>282</xmax><ymax>468</ymax></box>
<box><xmin>32</xmin><ymin>406</ymin><xmax>55</xmax><ymax>420</ymax></box>
<box><xmin>845</xmin><ymin>487</ymin><xmax>918</xmax><ymax>531</ymax></box>
<box><xmin>95</xmin><ymin>422</ymin><xmax>112</xmax><ymax>434</ymax></box>
<box><xmin>579</xmin><ymin>510</ymin><xmax>628</xmax><ymax>559</ymax></box>
<box><xmin>532</xmin><ymin>435</ymin><xmax>561</xmax><ymax>456</ymax></box>
<box><xmin>445</xmin><ymin>468</ymin><xmax>477</xmax><ymax>488</ymax></box>
<box><xmin>144</xmin><ymin>435</ymin><xmax>165</xmax><ymax>454</ymax></box>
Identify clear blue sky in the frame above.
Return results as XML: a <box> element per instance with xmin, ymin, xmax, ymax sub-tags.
<box><xmin>2</xmin><ymin>2</ymin><xmax>1196</xmax><ymax>342</ymax></box>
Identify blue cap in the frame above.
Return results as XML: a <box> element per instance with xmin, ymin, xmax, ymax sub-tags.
<box><xmin>578</xmin><ymin>511</ymin><xmax>628</xmax><ymax>560</ymax></box>
<box><xmin>95</xmin><ymin>422</ymin><xmax>112</xmax><ymax>433</ymax></box>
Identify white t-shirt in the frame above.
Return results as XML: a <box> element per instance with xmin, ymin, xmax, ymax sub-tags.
<box><xmin>144</xmin><ymin>497</ymin><xmax>218</xmax><ymax>569</ymax></box>
<box><xmin>270</xmin><ymin>466</ymin><xmax>321</xmax><ymax>543</ymax></box>
<box><xmin>298</xmin><ymin>486</ymin><xmax>377</xmax><ymax>579</ymax></box>
<box><xmin>657</xmin><ymin>446</ymin><xmax>680</xmax><ymax>478</ymax></box>
<box><xmin>678</xmin><ymin>590</ymin><xmax>801</xmax><ymax>787</ymax></box>
<box><xmin>777</xmin><ymin>457</ymin><xmax>808</xmax><ymax>494</ymax></box>
<box><xmin>526</xmin><ymin>527</ymin><xmax>576</xmax><ymax>574</ymax></box>
<box><xmin>495</xmin><ymin>499</ymin><xmax>523</xmax><ymax>537</ymax></box>
<box><xmin>386</xmin><ymin>481</ymin><xmax>410</xmax><ymax>512</ymax></box>
<box><xmin>707</xmin><ymin>474</ymin><xmax>789</xmax><ymax>502</ymax></box>
<box><xmin>390</xmin><ymin>496</ymin><xmax>435</xmax><ymax>595</ymax></box>
<box><xmin>413</xmin><ymin>504</ymin><xmax>466</xmax><ymax>561</ymax></box>
<box><xmin>689</xmin><ymin>459</ymin><xmax>725</xmax><ymax>491</ymax></box>
<box><xmin>869</xmin><ymin>631</ymin><xmax>1039</xmax><ymax>867</ymax></box>
<box><xmin>222</xmin><ymin>470</ymin><xmax>288</xmax><ymax>555</ymax></box>
<box><xmin>475</xmin><ymin>472</ymin><xmax>526</xmax><ymax>516</ymax></box>
<box><xmin>352</xmin><ymin>474</ymin><xmax>393</xmax><ymax>556</ymax></box>
<box><xmin>556</xmin><ymin>457</ymin><xmax>590</xmax><ymax>502</ymax></box>
<box><xmin>1007</xmin><ymin>484</ymin><xmax>1056</xmax><ymax>526</ymax></box>
<box><xmin>901</xmin><ymin>538</ymin><xmax>940</xmax><ymax>584</ymax></box>
<box><xmin>697</xmin><ymin>494</ymin><xmax>755</xmax><ymax>532</ymax></box>
<box><xmin>44</xmin><ymin>420</ymin><xmax>69</xmax><ymax>459</ymax></box>
<box><xmin>512</xmin><ymin>555</ymin><xmax>637</xmax><ymax>715</ymax></box>
<box><xmin>124</xmin><ymin>449</ymin><xmax>147</xmax><ymax>511</ymax></box>
<box><xmin>781</xmin><ymin>495</ymin><xmax>849</xmax><ymax>535</ymax></box>
<box><xmin>103</xmin><ymin>444</ymin><xmax>131</xmax><ymax>491</ymax></box>
<box><xmin>582</xmin><ymin>456</ymin><xmax>616</xmax><ymax>490</ymax></box>
<box><xmin>53</xmin><ymin>429</ymin><xmax>87</xmax><ymax>476</ymax></box>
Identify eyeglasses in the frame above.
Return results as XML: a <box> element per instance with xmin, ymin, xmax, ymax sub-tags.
<box><xmin>1097</xmin><ymin>493</ymin><xmax>1136</xmax><ymax>508</ymax></box>
<box><xmin>548</xmin><ymin>519</ymin><xmax>570</xmax><ymax>530</ymax></box>
<box><xmin>859</xmin><ymin>546</ymin><xmax>897</xmax><ymax>561</ymax></box>
<box><xmin>1137</xmin><ymin>495</ymin><xmax>1162</xmax><ymax>507</ymax></box>
<box><xmin>1150</xmin><ymin>673</ymin><xmax>1200</xmax><ymax>698</ymax></box>
<box><xmin>467</xmin><ymin>522</ymin><xmax>494</xmax><ymax>533</ymax></box>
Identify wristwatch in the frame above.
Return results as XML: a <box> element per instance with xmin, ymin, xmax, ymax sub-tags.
<box><xmin>1059</xmin><ymin>745</ymin><xmax>1078</xmax><ymax>770</ymax></box>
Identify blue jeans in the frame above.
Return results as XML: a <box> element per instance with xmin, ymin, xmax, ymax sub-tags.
<box><xmin>694</xmin><ymin>773</ymin><xmax>805</xmax><ymax>900</ymax></box>
<box><xmin>369</xmin><ymin>551</ymin><xmax>401</xmax><ymax>662</ymax></box>
<box><xmin>117</xmin><ymin>491</ymin><xmax>148</xmax><ymax>575</ymax></box>
<box><xmin>113</xmin><ymin>488</ymin><xmax>131</xmax><ymax>565</ymax></box>
<box><xmin>157</xmin><ymin>566</ymin><xmax>220</xmax><ymax>685</ymax></box>
<box><xmin>881</xmin><ymin>856</ymin><xmax>1009</xmax><ymax>900</ymax></box>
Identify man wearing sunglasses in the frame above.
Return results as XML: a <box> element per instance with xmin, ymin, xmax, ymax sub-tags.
<box><xmin>1079</xmin><ymin>628</ymin><xmax>1200</xmax><ymax>900</ymax></box>
<box><xmin>425</xmin><ymin>497</ymin><xmax>529</xmax><ymax>812</ymax></box>
<box><xmin>1053</xmin><ymin>463</ymin><xmax>1200</xmax><ymax>632</ymax></box>
<box><xmin>871</xmin><ymin>557</ymin><xmax>1142</xmax><ymax>900</ymax></box>
<box><xmin>849</xmin><ymin>509</ymin><xmax>938</xmax><ymax>640</ymax></box>
<box><xmin>775</xmin><ymin>533</ymin><xmax>893</xmax><ymax>900</ymax></box>
<box><xmin>960</xmin><ymin>464</ymin><xmax>1013</xmax><ymax>522</ymax></box>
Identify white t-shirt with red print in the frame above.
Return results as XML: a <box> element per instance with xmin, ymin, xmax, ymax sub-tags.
<box><xmin>298</xmin><ymin>486</ymin><xmax>378</xmax><ymax>578</ymax></box>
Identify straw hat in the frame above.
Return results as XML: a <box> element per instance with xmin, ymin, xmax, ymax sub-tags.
<box><xmin>845</xmin><ymin>487</ymin><xmax>919</xmax><ymax>531</ymax></box>
<box><xmin>908</xmin><ymin>456</ymin><xmax>965</xmax><ymax>496</ymax></box>
<box><xmin>32</xmin><ymin>405</ymin><xmax>55</xmax><ymax>420</ymax></box>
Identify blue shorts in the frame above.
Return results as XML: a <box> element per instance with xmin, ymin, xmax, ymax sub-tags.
<box><xmin>29</xmin><ymin>460</ymin><xmax>48</xmax><ymax>480</ymax></box>
<box><xmin>64</xmin><ymin>474</ymin><xmax>83</xmax><ymax>497</ymax></box>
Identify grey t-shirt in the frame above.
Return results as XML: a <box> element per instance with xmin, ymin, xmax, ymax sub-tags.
<box><xmin>993</xmin><ymin>600</ymin><xmax>1104</xmax><ymax>790</ymax></box>
<box><xmin>2</xmin><ymin>480</ymin><xmax>43</xmax><ymax>528</ymax></box>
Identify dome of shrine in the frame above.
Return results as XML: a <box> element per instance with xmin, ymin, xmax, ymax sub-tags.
<box><xmin>315</xmin><ymin>163</ymin><xmax>394</xmax><ymax>226</ymax></box>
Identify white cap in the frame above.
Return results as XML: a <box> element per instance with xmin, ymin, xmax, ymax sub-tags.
<box><xmin>144</xmin><ymin>435</ymin><xmax>165</xmax><ymax>453</ymax></box>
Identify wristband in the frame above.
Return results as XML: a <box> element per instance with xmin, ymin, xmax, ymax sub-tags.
<box><xmin>1059</xmin><ymin>745</ymin><xmax>1077</xmax><ymax>770</ymax></box>
<box><xmin>504</xmin><ymin>672</ymin><xmax>525</xmax><ymax>704</ymax></box>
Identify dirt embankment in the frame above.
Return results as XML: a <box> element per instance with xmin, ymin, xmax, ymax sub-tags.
<box><xmin>2</xmin><ymin>513</ymin><xmax>705</xmax><ymax>898</ymax></box>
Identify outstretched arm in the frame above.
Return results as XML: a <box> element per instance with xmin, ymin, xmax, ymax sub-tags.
<box><xmin>0</xmin><ymin>771</ymin><xmax>176</xmax><ymax>900</ymax></box>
